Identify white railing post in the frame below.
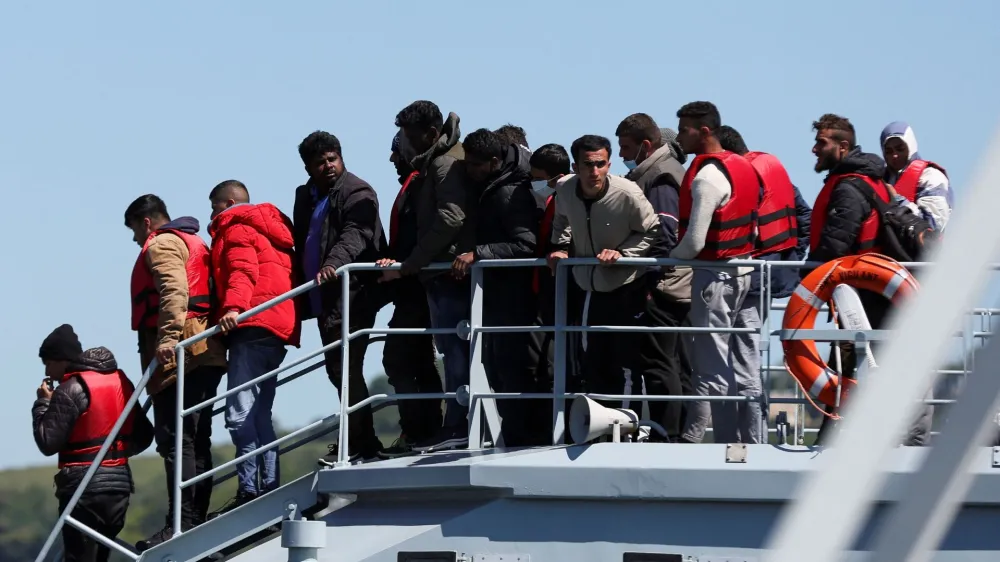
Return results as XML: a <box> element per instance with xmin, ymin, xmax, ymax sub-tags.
<box><xmin>173</xmin><ymin>344</ymin><xmax>185</xmax><ymax>537</ymax></box>
<box><xmin>336</xmin><ymin>270</ymin><xmax>351</xmax><ymax>466</ymax></box>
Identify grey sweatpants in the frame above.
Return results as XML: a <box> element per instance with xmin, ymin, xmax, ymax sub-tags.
<box><xmin>681</xmin><ymin>267</ymin><xmax>765</xmax><ymax>444</ymax></box>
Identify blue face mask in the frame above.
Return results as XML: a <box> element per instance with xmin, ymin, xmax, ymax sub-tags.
<box><xmin>623</xmin><ymin>143</ymin><xmax>647</xmax><ymax>171</ymax></box>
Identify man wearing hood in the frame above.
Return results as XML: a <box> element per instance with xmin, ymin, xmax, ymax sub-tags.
<box><xmin>379</xmin><ymin>100</ymin><xmax>474</xmax><ymax>452</ymax></box>
<box><xmin>615</xmin><ymin>113</ymin><xmax>693</xmax><ymax>441</ymax></box>
<box><xmin>34</xmin><ymin>326</ymin><xmax>154</xmax><ymax>562</ymax></box>
<box><xmin>123</xmin><ymin>194</ymin><xmax>227</xmax><ymax>549</ymax></box>
<box><xmin>453</xmin><ymin>128</ymin><xmax>545</xmax><ymax>447</ymax></box>
<box><xmin>494</xmin><ymin>123</ymin><xmax>529</xmax><ymax>151</ymax></box>
<box><xmin>375</xmin><ymin>132</ymin><xmax>443</xmax><ymax>459</ymax></box>
<box><xmin>880</xmin><ymin>121</ymin><xmax>952</xmax><ymax>232</ymax></box>
<box><xmin>292</xmin><ymin>131</ymin><xmax>387</xmax><ymax>465</ymax></box>
<box><xmin>207</xmin><ymin>180</ymin><xmax>300</xmax><ymax>514</ymax></box>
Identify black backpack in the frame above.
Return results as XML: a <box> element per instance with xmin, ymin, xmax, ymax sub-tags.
<box><xmin>846</xmin><ymin>177</ymin><xmax>939</xmax><ymax>262</ymax></box>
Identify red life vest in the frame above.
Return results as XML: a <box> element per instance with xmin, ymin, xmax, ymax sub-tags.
<box><xmin>810</xmin><ymin>174</ymin><xmax>892</xmax><ymax>254</ymax></box>
<box><xmin>679</xmin><ymin>151</ymin><xmax>760</xmax><ymax>260</ymax></box>
<box><xmin>892</xmin><ymin>159</ymin><xmax>947</xmax><ymax>203</ymax></box>
<box><xmin>532</xmin><ymin>194</ymin><xmax>557</xmax><ymax>294</ymax></box>
<box><xmin>389</xmin><ymin>171</ymin><xmax>420</xmax><ymax>250</ymax></box>
<box><xmin>58</xmin><ymin>370</ymin><xmax>135</xmax><ymax>469</ymax></box>
<box><xmin>745</xmin><ymin>151</ymin><xmax>798</xmax><ymax>256</ymax></box>
<box><xmin>130</xmin><ymin>229</ymin><xmax>213</xmax><ymax>331</ymax></box>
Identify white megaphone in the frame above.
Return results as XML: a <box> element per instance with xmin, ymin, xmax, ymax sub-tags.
<box><xmin>569</xmin><ymin>395</ymin><xmax>640</xmax><ymax>444</ymax></box>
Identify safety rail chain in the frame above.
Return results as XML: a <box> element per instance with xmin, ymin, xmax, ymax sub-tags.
<box><xmin>34</xmin><ymin>257</ymin><xmax>998</xmax><ymax>561</ymax></box>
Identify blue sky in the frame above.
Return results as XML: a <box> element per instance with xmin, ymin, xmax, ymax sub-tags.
<box><xmin>1</xmin><ymin>1</ymin><xmax>998</xmax><ymax>469</ymax></box>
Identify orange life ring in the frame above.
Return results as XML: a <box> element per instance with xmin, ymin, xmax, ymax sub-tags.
<box><xmin>781</xmin><ymin>254</ymin><xmax>919</xmax><ymax>409</ymax></box>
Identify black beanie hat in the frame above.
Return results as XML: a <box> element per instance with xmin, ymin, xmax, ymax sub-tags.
<box><xmin>38</xmin><ymin>324</ymin><xmax>83</xmax><ymax>362</ymax></box>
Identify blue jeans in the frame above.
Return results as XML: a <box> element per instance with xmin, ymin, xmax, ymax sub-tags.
<box><xmin>425</xmin><ymin>276</ymin><xmax>471</xmax><ymax>430</ymax></box>
<box><xmin>225</xmin><ymin>327</ymin><xmax>287</xmax><ymax>495</ymax></box>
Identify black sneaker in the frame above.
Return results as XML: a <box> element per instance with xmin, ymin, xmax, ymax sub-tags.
<box><xmin>317</xmin><ymin>442</ymin><xmax>382</xmax><ymax>467</ymax></box>
<box><xmin>206</xmin><ymin>490</ymin><xmax>257</xmax><ymax>520</ymax></box>
<box><xmin>378</xmin><ymin>435</ymin><xmax>418</xmax><ymax>459</ymax></box>
<box><xmin>136</xmin><ymin>526</ymin><xmax>177</xmax><ymax>553</ymax></box>
<box><xmin>412</xmin><ymin>427</ymin><xmax>469</xmax><ymax>453</ymax></box>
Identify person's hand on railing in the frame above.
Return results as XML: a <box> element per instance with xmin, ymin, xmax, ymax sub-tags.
<box><xmin>376</xmin><ymin>258</ymin><xmax>402</xmax><ymax>283</ymax></box>
<box><xmin>156</xmin><ymin>346</ymin><xmax>175</xmax><ymax>365</ymax></box>
<box><xmin>547</xmin><ymin>250</ymin><xmax>568</xmax><ymax>274</ymax></box>
<box><xmin>218</xmin><ymin>310</ymin><xmax>240</xmax><ymax>333</ymax></box>
<box><xmin>596</xmin><ymin>248</ymin><xmax>622</xmax><ymax>265</ymax></box>
<box><xmin>316</xmin><ymin>266</ymin><xmax>338</xmax><ymax>284</ymax></box>
<box><xmin>452</xmin><ymin>252</ymin><xmax>474</xmax><ymax>278</ymax></box>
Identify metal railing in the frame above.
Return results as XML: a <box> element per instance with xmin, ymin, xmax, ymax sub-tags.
<box><xmin>35</xmin><ymin>256</ymin><xmax>997</xmax><ymax>561</ymax></box>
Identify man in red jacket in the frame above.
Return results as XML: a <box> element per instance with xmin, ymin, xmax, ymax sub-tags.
<box><xmin>206</xmin><ymin>180</ymin><xmax>300</xmax><ymax>515</ymax></box>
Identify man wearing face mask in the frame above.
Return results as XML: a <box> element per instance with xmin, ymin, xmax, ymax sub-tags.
<box><xmin>616</xmin><ymin>113</ymin><xmax>693</xmax><ymax>442</ymax></box>
<box><xmin>453</xmin><ymin>128</ymin><xmax>545</xmax><ymax>446</ymax></box>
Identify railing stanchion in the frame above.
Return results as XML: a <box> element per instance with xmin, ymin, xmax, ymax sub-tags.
<box><xmin>336</xmin><ymin>273</ymin><xmax>351</xmax><ymax>466</ymax></box>
<box><xmin>552</xmin><ymin>263</ymin><xmax>568</xmax><ymax>445</ymax></box>
<box><xmin>173</xmin><ymin>345</ymin><xmax>185</xmax><ymax>537</ymax></box>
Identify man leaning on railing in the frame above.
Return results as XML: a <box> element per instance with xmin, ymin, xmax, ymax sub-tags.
<box><xmin>32</xmin><ymin>325</ymin><xmax>154</xmax><ymax>562</ymax></box>
<box><xmin>123</xmin><ymin>194</ymin><xmax>228</xmax><ymax>551</ymax></box>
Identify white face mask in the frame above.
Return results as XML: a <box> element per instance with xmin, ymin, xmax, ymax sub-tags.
<box><xmin>623</xmin><ymin>143</ymin><xmax>647</xmax><ymax>171</ymax></box>
<box><xmin>531</xmin><ymin>179</ymin><xmax>550</xmax><ymax>192</ymax></box>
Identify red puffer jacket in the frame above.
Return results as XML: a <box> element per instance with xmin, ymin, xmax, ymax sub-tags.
<box><xmin>209</xmin><ymin>203</ymin><xmax>301</xmax><ymax>346</ymax></box>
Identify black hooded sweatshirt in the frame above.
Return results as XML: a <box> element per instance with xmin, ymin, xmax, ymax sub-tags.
<box><xmin>473</xmin><ymin>143</ymin><xmax>542</xmax><ymax>323</ymax></box>
<box><xmin>32</xmin><ymin>347</ymin><xmax>155</xmax><ymax>499</ymax></box>
<box><xmin>809</xmin><ymin>148</ymin><xmax>888</xmax><ymax>264</ymax></box>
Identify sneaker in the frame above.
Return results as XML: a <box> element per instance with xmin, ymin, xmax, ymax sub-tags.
<box><xmin>412</xmin><ymin>427</ymin><xmax>469</xmax><ymax>453</ymax></box>
<box><xmin>317</xmin><ymin>442</ymin><xmax>382</xmax><ymax>467</ymax></box>
<box><xmin>206</xmin><ymin>490</ymin><xmax>257</xmax><ymax>520</ymax></box>
<box><xmin>136</xmin><ymin>526</ymin><xmax>178</xmax><ymax>553</ymax></box>
<box><xmin>378</xmin><ymin>435</ymin><xmax>418</xmax><ymax>459</ymax></box>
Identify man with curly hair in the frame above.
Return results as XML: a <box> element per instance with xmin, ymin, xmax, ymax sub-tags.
<box><xmin>292</xmin><ymin>130</ymin><xmax>387</xmax><ymax>465</ymax></box>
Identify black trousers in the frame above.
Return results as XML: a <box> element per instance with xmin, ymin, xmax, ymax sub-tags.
<box><xmin>382</xmin><ymin>278</ymin><xmax>443</xmax><ymax>442</ymax></box>
<box><xmin>321</xmin><ymin>290</ymin><xmax>381</xmax><ymax>457</ymax></box>
<box><xmin>58</xmin><ymin>492</ymin><xmax>130</xmax><ymax>562</ymax></box>
<box><xmin>151</xmin><ymin>366</ymin><xmax>223</xmax><ymax>529</ymax></box>
<box><xmin>581</xmin><ymin>280</ymin><xmax>649</xmax><ymax>410</ymax></box>
<box><xmin>636</xmin><ymin>289</ymin><xmax>692</xmax><ymax>442</ymax></box>
<box><xmin>483</xmin><ymin>328</ymin><xmax>548</xmax><ymax>447</ymax></box>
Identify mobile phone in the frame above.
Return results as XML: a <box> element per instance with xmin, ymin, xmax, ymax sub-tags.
<box><xmin>45</xmin><ymin>378</ymin><xmax>54</xmax><ymax>391</ymax></box>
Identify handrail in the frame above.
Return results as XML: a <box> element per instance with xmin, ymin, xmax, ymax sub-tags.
<box><xmin>36</xmin><ymin>255</ymin><xmax>995</xmax><ymax>561</ymax></box>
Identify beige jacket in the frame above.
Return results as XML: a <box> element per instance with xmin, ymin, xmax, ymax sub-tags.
<box><xmin>138</xmin><ymin>232</ymin><xmax>226</xmax><ymax>395</ymax></box>
<box><xmin>550</xmin><ymin>175</ymin><xmax>661</xmax><ymax>292</ymax></box>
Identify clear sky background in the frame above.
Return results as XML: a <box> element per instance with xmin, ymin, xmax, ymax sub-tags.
<box><xmin>1</xmin><ymin>1</ymin><xmax>998</xmax><ymax>469</ymax></box>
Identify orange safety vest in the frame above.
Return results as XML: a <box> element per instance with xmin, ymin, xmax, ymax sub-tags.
<box><xmin>892</xmin><ymin>159</ymin><xmax>948</xmax><ymax>203</ymax></box>
<box><xmin>745</xmin><ymin>151</ymin><xmax>798</xmax><ymax>255</ymax></box>
<box><xmin>678</xmin><ymin>151</ymin><xmax>760</xmax><ymax>260</ymax></box>
<box><xmin>810</xmin><ymin>174</ymin><xmax>892</xmax><ymax>255</ymax></box>
<box><xmin>58</xmin><ymin>370</ymin><xmax>135</xmax><ymax>468</ymax></box>
<box><xmin>130</xmin><ymin>229</ymin><xmax>213</xmax><ymax>331</ymax></box>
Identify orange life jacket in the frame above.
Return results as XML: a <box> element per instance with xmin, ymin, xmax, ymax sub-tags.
<box><xmin>58</xmin><ymin>370</ymin><xmax>135</xmax><ymax>468</ymax></box>
<box><xmin>810</xmin><ymin>174</ymin><xmax>891</xmax><ymax>255</ymax></box>
<box><xmin>678</xmin><ymin>151</ymin><xmax>760</xmax><ymax>260</ymax></box>
<box><xmin>745</xmin><ymin>151</ymin><xmax>798</xmax><ymax>255</ymax></box>
<box><xmin>130</xmin><ymin>229</ymin><xmax>212</xmax><ymax>331</ymax></box>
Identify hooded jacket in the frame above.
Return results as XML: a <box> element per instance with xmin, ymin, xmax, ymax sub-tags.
<box><xmin>32</xmin><ymin>347</ymin><xmax>155</xmax><ymax>499</ymax></box>
<box><xmin>292</xmin><ymin>170</ymin><xmax>387</xmax><ymax>321</ymax></box>
<box><xmin>399</xmin><ymin>112</ymin><xmax>475</xmax><ymax>278</ymax></box>
<box><xmin>474</xmin><ymin>143</ymin><xmax>542</xmax><ymax>320</ymax></box>
<box><xmin>625</xmin><ymin>141</ymin><xmax>691</xmax><ymax>302</ymax></box>
<box><xmin>808</xmin><ymin>148</ymin><xmax>888</xmax><ymax>264</ymax></box>
<box><xmin>880</xmin><ymin>121</ymin><xmax>952</xmax><ymax>232</ymax></box>
<box><xmin>210</xmin><ymin>203</ymin><xmax>301</xmax><ymax>346</ymax></box>
<box><xmin>136</xmin><ymin>217</ymin><xmax>227</xmax><ymax>395</ymax></box>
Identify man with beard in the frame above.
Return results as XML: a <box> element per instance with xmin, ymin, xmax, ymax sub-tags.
<box><xmin>379</xmin><ymin>100</ymin><xmax>474</xmax><ymax>452</ymax></box>
<box><xmin>453</xmin><ymin>128</ymin><xmax>545</xmax><ymax>446</ymax></box>
<box><xmin>375</xmin><ymin>132</ymin><xmax>444</xmax><ymax>458</ymax></box>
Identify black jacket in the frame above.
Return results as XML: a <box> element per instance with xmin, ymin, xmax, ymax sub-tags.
<box><xmin>473</xmin><ymin>144</ymin><xmax>542</xmax><ymax>323</ymax></box>
<box><xmin>32</xmin><ymin>347</ymin><xmax>154</xmax><ymax>499</ymax></box>
<box><xmin>293</xmin><ymin>170</ymin><xmax>388</xmax><ymax>320</ymax></box>
<box><xmin>809</xmin><ymin>148</ymin><xmax>887</xmax><ymax>264</ymax></box>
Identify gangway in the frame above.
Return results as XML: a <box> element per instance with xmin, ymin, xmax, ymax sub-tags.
<box><xmin>33</xmin><ymin>251</ymin><xmax>1000</xmax><ymax>561</ymax></box>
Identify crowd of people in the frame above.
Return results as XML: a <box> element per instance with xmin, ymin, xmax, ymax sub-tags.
<box><xmin>29</xmin><ymin>99</ymin><xmax>953</xmax><ymax>561</ymax></box>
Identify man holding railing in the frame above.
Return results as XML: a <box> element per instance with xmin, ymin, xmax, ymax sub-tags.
<box><xmin>672</xmin><ymin>101</ymin><xmax>764</xmax><ymax>444</ymax></box>
<box><xmin>547</xmin><ymin>134</ymin><xmax>662</xmax><ymax>417</ymax></box>
<box><xmin>123</xmin><ymin>194</ymin><xmax>228</xmax><ymax>550</ymax></box>
<box><xmin>33</xmin><ymin>325</ymin><xmax>154</xmax><ymax>562</ymax></box>
<box><xmin>292</xmin><ymin>131</ymin><xmax>388</xmax><ymax>465</ymax></box>
<box><xmin>379</xmin><ymin>100</ymin><xmax>474</xmax><ymax>453</ymax></box>
<box><xmin>206</xmin><ymin>180</ymin><xmax>300</xmax><ymax>515</ymax></box>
